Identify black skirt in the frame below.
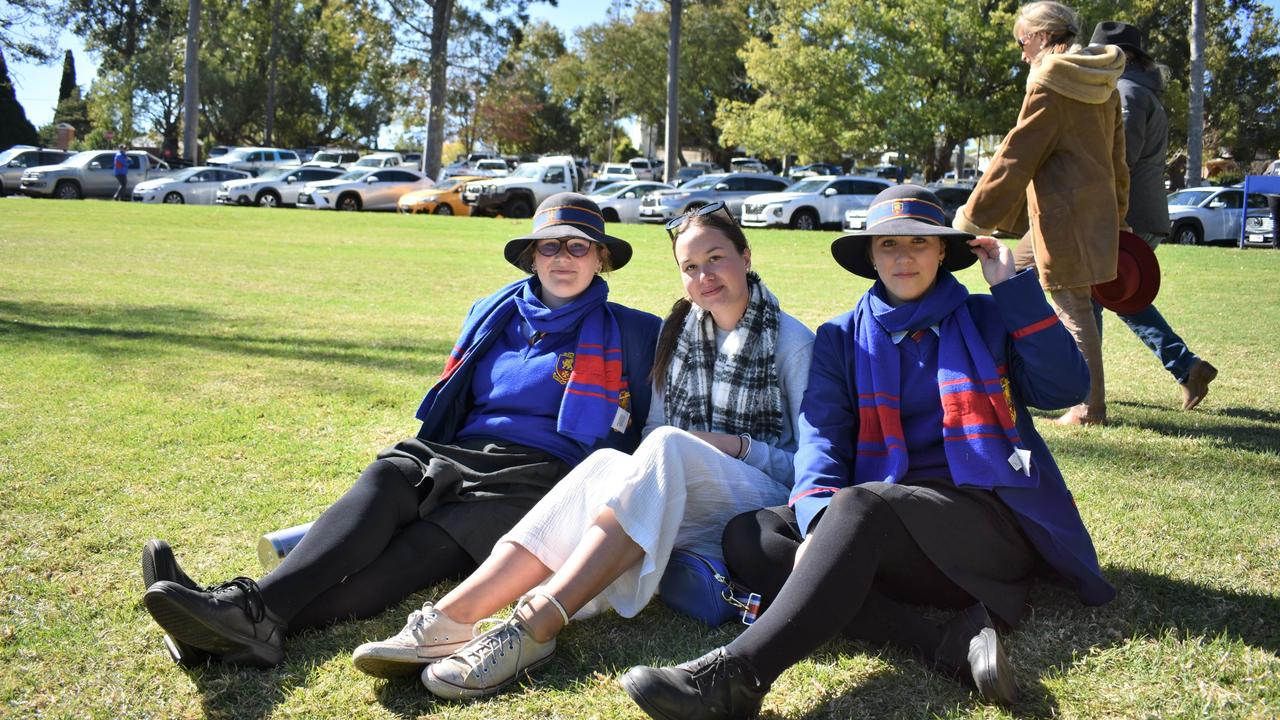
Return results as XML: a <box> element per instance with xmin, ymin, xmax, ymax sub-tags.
<box><xmin>376</xmin><ymin>437</ymin><xmax>571</xmax><ymax>564</ymax></box>
<box><xmin>853</xmin><ymin>478</ymin><xmax>1037</xmax><ymax>626</ymax></box>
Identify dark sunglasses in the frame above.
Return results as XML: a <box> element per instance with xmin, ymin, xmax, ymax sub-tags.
<box><xmin>535</xmin><ymin>237</ymin><xmax>595</xmax><ymax>258</ymax></box>
<box><xmin>664</xmin><ymin>201</ymin><xmax>737</xmax><ymax>241</ymax></box>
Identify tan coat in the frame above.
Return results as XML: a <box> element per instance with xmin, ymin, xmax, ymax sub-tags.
<box><xmin>956</xmin><ymin>45</ymin><xmax>1129</xmax><ymax>290</ymax></box>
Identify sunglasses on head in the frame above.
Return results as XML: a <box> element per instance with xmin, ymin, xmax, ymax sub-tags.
<box><xmin>535</xmin><ymin>237</ymin><xmax>595</xmax><ymax>258</ymax></box>
<box><xmin>664</xmin><ymin>201</ymin><xmax>736</xmax><ymax>241</ymax></box>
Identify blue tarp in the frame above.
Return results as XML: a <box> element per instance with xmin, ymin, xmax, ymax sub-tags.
<box><xmin>1240</xmin><ymin>175</ymin><xmax>1280</xmax><ymax>247</ymax></box>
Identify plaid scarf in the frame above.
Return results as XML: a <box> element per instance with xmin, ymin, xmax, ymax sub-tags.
<box><xmin>853</xmin><ymin>272</ymin><xmax>1038</xmax><ymax>489</ymax></box>
<box><xmin>420</xmin><ymin>276</ymin><xmax>627</xmax><ymax>446</ymax></box>
<box><xmin>663</xmin><ymin>273</ymin><xmax>782</xmax><ymax>443</ymax></box>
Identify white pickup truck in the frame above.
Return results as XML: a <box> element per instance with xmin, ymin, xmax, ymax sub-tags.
<box><xmin>20</xmin><ymin>150</ymin><xmax>173</xmax><ymax>199</ymax></box>
<box><xmin>462</xmin><ymin>156</ymin><xmax>580</xmax><ymax>218</ymax></box>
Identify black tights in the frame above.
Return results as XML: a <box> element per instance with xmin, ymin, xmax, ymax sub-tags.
<box><xmin>723</xmin><ymin>487</ymin><xmax>974</xmax><ymax>685</ymax></box>
<box><xmin>256</xmin><ymin>459</ymin><xmax>476</xmax><ymax>632</ymax></box>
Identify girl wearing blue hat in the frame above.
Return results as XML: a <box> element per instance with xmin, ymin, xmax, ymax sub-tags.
<box><xmin>140</xmin><ymin>193</ymin><xmax>660</xmax><ymax>669</ymax></box>
<box><xmin>621</xmin><ymin>185</ymin><xmax>1114</xmax><ymax>719</ymax></box>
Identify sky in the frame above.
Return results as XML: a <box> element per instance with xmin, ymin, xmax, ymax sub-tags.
<box><xmin>9</xmin><ymin>0</ymin><xmax>1280</xmax><ymax>133</ymax></box>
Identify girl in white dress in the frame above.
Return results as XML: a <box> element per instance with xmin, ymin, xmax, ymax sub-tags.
<box><xmin>352</xmin><ymin>202</ymin><xmax>814</xmax><ymax>699</ymax></box>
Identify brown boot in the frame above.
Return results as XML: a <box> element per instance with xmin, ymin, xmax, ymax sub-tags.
<box><xmin>1181</xmin><ymin>360</ymin><xmax>1218</xmax><ymax>411</ymax></box>
<box><xmin>1054</xmin><ymin>404</ymin><xmax>1107</xmax><ymax>426</ymax></box>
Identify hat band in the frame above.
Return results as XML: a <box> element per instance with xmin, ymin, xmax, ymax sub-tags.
<box><xmin>533</xmin><ymin>205</ymin><xmax>606</xmax><ymax>241</ymax></box>
<box><xmin>867</xmin><ymin>198</ymin><xmax>946</xmax><ymax>231</ymax></box>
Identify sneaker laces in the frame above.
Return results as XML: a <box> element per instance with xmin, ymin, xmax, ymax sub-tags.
<box><xmin>208</xmin><ymin>576</ymin><xmax>268</xmax><ymax>624</ymax></box>
<box><xmin>452</xmin><ymin>599</ymin><xmax>534</xmax><ymax>679</ymax></box>
<box><xmin>399</xmin><ymin>602</ymin><xmax>502</xmax><ymax>646</ymax></box>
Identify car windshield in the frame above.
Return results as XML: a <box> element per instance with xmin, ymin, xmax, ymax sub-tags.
<box><xmin>354</xmin><ymin>157</ymin><xmax>383</xmax><ymax>167</ymax></box>
<box><xmin>676</xmin><ymin>169</ymin><xmax>702</xmax><ymax>178</ymax></box>
<box><xmin>595</xmin><ymin>183</ymin><xmax>636</xmax><ymax>198</ymax></box>
<box><xmin>680</xmin><ymin>175</ymin><xmax>724</xmax><ymax>190</ymax></box>
<box><xmin>1167</xmin><ymin>190</ymin><xmax>1214</xmax><ymax>206</ymax></box>
<box><xmin>434</xmin><ymin>177</ymin><xmax>463</xmax><ymax>191</ymax></box>
<box><xmin>0</xmin><ymin>148</ymin><xmax>27</xmax><ymax>164</ymax></box>
<box><xmin>786</xmin><ymin>179</ymin><xmax>829</xmax><ymax>194</ymax></box>
<box><xmin>335</xmin><ymin>169</ymin><xmax>374</xmax><ymax>182</ymax></box>
<box><xmin>170</xmin><ymin>168</ymin><xmax>204</xmax><ymax>181</ymax></box>
<box><xmin>219</xmin><ymin>148</ymin><xmax>253</xmax><ymax>161</ymax></box>
<box><xmin>511</xmin><ymin>164</ymin><xmax>541</xmax><ymax>179</ymax></box>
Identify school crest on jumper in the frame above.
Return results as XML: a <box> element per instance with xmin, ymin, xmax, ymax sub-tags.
<box><xmin>552</xmin><ymin>352</ymin><xmax>575</xmax><ymax>385</ymax></box>
<box><xmin>1001</xmin><ymin>376</ymin><xmax>1017</xmax><ymax>424</ymax></box>
<box><xmin>618</xmin><ymin>388</ymin><xmax>631</xmax><ymax>410</ymax></box>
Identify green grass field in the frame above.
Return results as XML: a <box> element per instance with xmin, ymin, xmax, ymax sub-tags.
<box><xmin>1</xmin><ymin>200</ymin><xmax>1277</xmax><ymax>719</ymax></box>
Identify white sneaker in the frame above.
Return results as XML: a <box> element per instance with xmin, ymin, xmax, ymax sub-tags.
<box><xmin>422</xmin><ymin>598</ymin><xmax>557</xmax><ymax>699</ymax></box>
<box><xmin>352</xmin><ymin>601</ymin><xmax>480</xmax><ymax>678</ymax></box>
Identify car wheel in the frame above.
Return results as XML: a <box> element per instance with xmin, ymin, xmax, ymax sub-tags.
<box><xmin>506</xmin><ymin>198</ymin><xmax>533</xmax><ymax>218</ymax></box>
<box><xmin>433</xmin><ymin>204</ymin><xmax>453</xmax><ymax>215</ymax></box>
<box><xmin>337</xmin><ymin>193</ymin><xmax>362</xmax><ymax>211</ymax></box>
<box><xmin>236</xmin><ymin>196</ymin><xmax>252</xmax><ymax>206</ymax></box>
<box><xmin>54</xmin><ymin>181</ymin><xmax>82</xmax><ymax>200</ymax></box>
<box><xmin>164</xmin><ymin>191</ymin><xmax>184</xmax><ymax>204</ymax></box>
<box><xmin>1173</xmin><ymin>222</ymin><xmax>1201</xmax><ymax>245</ymax></box>
<box><xmin>256</xmin><ymin>190</ymin><xmax>280</xmax><ymax>208</ymax></box>
<box><xmin>602</xmin><ymin>208</ymin><xmax>620</xmax><ymax>223</ymax></box>
<box><xmin>791</xmin><ymin>209</ymin><xmax>819</xmax><ymax>231</ymax></box>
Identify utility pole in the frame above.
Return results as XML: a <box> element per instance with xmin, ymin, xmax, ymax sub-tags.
<box><xmin>663</xmin><ymin>0</ymin><xmax>681</xmax><ymax>183</ymax></box>
<box><xmin>1186</xmin><ymin>0</ymin><xmax>1205</xmax><ymax>188</ymax></box>
<box><xmin>264</xmin><ymin>0</ymin><xmax>281</xmax><ymax>146</ymax></box>
<box><xmin>182</xmin><ymin>0</ymin><xmax>200</xmax><ymax>164</ymax></box>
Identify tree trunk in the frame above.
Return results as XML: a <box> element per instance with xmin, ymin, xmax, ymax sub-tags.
<box><xmin>425</xmin><ymin>0</ymin><xmax>456</xmax><ymax>180</ymax></box>
<box><xmin>264</xmin><ymin>0</ymin><xmax>280</xmax><ymax>146</ymax></box>
<box><xmin>663</xmin><ymin>0</ymin><xmax>682</xmax><ymax>183</ymax></box>
<box><xmin>1186</xmin><ymin>0</ymin><xmax>1205</xmax><ymax>187</ymax></box>
<box><xmin>183</xmin><ymin>0</ymin><xmax>200</xmax><ymax>164</ymax></box>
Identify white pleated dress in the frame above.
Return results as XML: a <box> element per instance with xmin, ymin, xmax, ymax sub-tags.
<box><xmin>495</xmin><ymin>311</ymin><xmax>814</xmax><ymax>619</ymax></box>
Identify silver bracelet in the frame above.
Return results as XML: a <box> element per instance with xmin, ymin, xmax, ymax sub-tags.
<box><xmin>737</xmin><ymin>433</ymin><xmax>751</xmax><ymax>460</ymax></box>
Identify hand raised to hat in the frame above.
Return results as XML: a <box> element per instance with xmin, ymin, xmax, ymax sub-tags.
<box><xmin>967</xmin><ymin>236</ymin><xmax>1016</xmax><ymax>288</ymax></box>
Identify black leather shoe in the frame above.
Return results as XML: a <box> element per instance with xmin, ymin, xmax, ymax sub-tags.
<box><xmin>620</xmin><ymin>647</ymin><xmax>766</xmax><ymax>720</ymax></box>
<box><xmin>143</xmin><ymin>577</ymin><xmax>286</xmax><ymax>668</ymax></box>
<box><xmin>935</xmin><ymin>603</ymin><xmax>1017</xmax><ymax>705</ymax></box>
<box><xmin>142</xmin><ymin>539</ymin><xmax>210</xmax><ymax>666</ymax></box>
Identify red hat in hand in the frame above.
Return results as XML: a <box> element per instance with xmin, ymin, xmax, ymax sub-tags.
<box><xmin>1092</xmin><ymin>231</ymin><xmax>1160</xmax><ymax>314</ymax></box>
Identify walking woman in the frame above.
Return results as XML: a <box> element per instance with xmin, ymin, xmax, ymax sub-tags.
<box><xmin>141</xmin><ymin>193</ymin><xmax>660</xmax><ymax>668</ymax></box>
<box><xmin>351</xmin><ymin>202</ymin><xmax>814</xmax><ymax>700</ymax></box>
<box><xmin>953</xmin><ymin>1</ymin><xmax>1128</xmax><ymax>425</ymax></box>
<box><xmin>621</xmin><ymin>185</ymin><xmax>1114</xmax><ymax>719</ymax></box>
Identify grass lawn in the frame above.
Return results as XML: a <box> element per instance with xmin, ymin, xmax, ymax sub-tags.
<box><xmin>1</xmin><ymin>199</ymin><xmax>1277</xmax><ymax>719</ymax></box>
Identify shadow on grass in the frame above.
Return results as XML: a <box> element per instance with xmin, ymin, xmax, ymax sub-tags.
<box><xmin>1108</xmin><ymin>400</ymin><xmax>1280</xmax><ymax>456</ymax></box>
<box><xmin>0</xmin><ymin>300</ymin><xmax>449</xmax><ymax>374</ymax></box>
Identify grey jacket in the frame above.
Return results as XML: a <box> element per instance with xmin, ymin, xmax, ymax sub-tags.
<box><xmin>1119</xmin><ymin>65</ymin><xmax>1171</xmax><ymax>235</ymax></box>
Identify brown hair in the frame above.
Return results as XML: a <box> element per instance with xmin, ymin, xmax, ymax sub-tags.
<box><xmin>516</xmin><ymin>239</ymin><xmax>613</xmax><ymax>274</ymax></box>
<box><xmin>651</xmin><ymin>210</ymin><xmax>751</xmax><ymax>390</ymax></box>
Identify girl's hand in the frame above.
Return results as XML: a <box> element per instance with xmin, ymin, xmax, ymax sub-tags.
<box><xmin>967</xmin><ymin>236</ymin><xmax>1016</xmax><ymax>287</ymax></box>
<box><xmin>688</xmin><ymin>430</ymin><xmax>744</xmax><ymax>458</ymax></box>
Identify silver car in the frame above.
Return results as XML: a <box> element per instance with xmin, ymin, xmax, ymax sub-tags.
<box><xmin>589</xmin><ymin>180</ymin><xmax>673</xmax><ymax>223</ymax></box>
<box><xmin>208</xmin><ymin>147</ymin><xmax>301</xmax><ymax>177</ymax></box>
<box><xmin>741</xmin><ymin>175</ymin><xmax>892</xmax><ymax>230</ymax></box>
<box><xmin>296</xmin><ymin>168</ymin><xmax>434</xmax><ymax>211</ymax></box>
<box><xmin>217</xmin><ymin>165</ymin><xmax>344</xmax><ymax>207</ymax></box>
<box><xmin>1167</xmin><ymin>186</ymin><xmax>1272</xmax><ymax>245</ymax></box>
<box><xmin>132</xmin><ymin>166</ymin><xmax>250</xmax><ymax>204</ymax></box>
<box><xmin>638</xmin><ymin>172</ymin><xmax>791</xmax><ymax>223</ymax></box>
<box><xmin>0</xmin><ymin>146</ymin><xmax>72</xmax><ymax>196</ymax></box>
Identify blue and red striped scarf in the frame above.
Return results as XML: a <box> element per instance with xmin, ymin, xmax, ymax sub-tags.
<box><xmin>424</xmin><ymin>276</ymin><xmax>627</xmax><ymax>446</ymax></box>
<box><xmin>853</xmin><ymin>272</ymin><xmax>1038</xmax><ymax>490</ymax></box>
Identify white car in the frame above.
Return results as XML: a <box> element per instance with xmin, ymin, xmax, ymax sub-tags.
<box><xmin>132</xmin><ymin>166</ymin><xmax>250</xmax><ymax>204</ymax></box>
<box><xmin>296</xmin><ymin>168</ymin><xmax>434</xmax><ymax>211</ymax></box>
<box><xmin>596</xmin><ymin>163</ymin><xmax>637</xmax><ymax>182</ymax></box>
<box><xmin>589</xmin><ymin>180</ymin><xmax>674</xmax><ymax>223</ymax></box>
<box><xmin>628</xmin><ymin>158</ymin><xmax>660</xmax><ymax>181</ymax></box>
<box><xmin>741</xmin><ymin>176</ymin><xmax>894</xmax><ymax>231</ymax></box>
<box><xmin>217</xmin><ymin>165</ymin><xmax>344</xmax><ymax>207</ymax></box>
<box><xmin>1167</xmin><ymin>186</ymin><xmax>1273</xmax><ymax>245</ymax></box>
<box><xmin>207</xmin><ymin>147</ymin><xmax>301</xmax><ymax>176</ymax></box>
<box><xmin>353</xmin><ymin>152</ymin><xmax>403</xmax><ymax>169</ymax></box>
<box><xmin>304</xmin><ymin>149</ymin><xmax>360</xmax><ymax>169</ymax></box>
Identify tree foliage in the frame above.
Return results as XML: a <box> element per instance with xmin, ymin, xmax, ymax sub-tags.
<box><xmin>0</xmin><ymin>0</ymin><xmax>57</xmax><ymax>64</ymax></box>
<box><xmin>0</xmin><ymin>47</ymin><xmax>40</xmax><ymax>148</ymax></box>
<box><xmin>475</xmin><ymin>22</ymin><xmax>574</xmax><ymax>155</ymax></box>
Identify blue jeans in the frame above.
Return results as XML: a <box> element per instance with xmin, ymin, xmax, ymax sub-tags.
<box><xmin>1091</xmin><ymin>230</ymin><xmax>1199</xmax><ymax>383</ymax></box>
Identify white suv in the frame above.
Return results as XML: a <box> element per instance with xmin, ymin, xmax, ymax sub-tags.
<box><xmin>207</xmin><ymin>147</ymin><xmax>300</xmax><ymax>177</ymax></box>
<box><xmin>741</xmin><ymin>176</ymin><xmax>893</xmax><ymax>231</ymax></box>
<box><xmin>354</xmin><ymin>152</ymin><xmax>403</xmax><ymax>168</ymax></box>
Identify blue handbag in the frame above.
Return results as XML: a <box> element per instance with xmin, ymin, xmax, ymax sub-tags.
<box><xmin>658</xmin><ymin>549</ymin><xmax>761</xmax><ymax>627</ymax></box>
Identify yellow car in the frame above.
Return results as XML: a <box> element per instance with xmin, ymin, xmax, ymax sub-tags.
<box><xmin>397</xmin><ymin>175</ymin><xmax>482</xmax><ymax>215</ymax></box>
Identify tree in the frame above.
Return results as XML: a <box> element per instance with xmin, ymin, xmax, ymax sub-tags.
<box><xmin>58</xmin><ymin>50</ymin><xmax>77</xmax><ymax>103</ymax></box>
<box><xmin>0</xmin><ymin>47</ymin><xmax>40</xmax><ymax>148</ymax></box>
<box><xmin>0</xmin><ymin>0</ymin><xmax>56</xmax><ymax>64</ymax></box>
<box><xmin>474</xmin><ymin>22</ymin><xmax>575</xmax><ymax>155</ymax></box>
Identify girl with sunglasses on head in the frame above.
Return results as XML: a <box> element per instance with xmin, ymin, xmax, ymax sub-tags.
<box><xmin>353</xmin><ymin>201</ymin><xmax>815</xmax><ymax>701</ymax></box>
<box><xmin>622</xmin><ymin>185</ymin><xmax>1114</xmax><ymax>719</ymax></box>
<box><xmin>954</xmin><ymin>0</ymin><xmax>1128</xmax><ymax>426</ymax></box>
<box><xmin>141</xmin><ymin>193</ymin><xmax>660</xmax><ymax>669</ymax></box>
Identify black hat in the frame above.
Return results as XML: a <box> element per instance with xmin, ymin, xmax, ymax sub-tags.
<box><xmin>504</xmin><ymin>192</ymin><xmax>633</xmax><ymax>270</ymax></box>
<box><xmin>830</xmin><ymin>184</ymin><xmax>977</xmax><ymax>279</ymax></box>
<box><xmin>1090</xmin><ymin>21</ymin><xmax>1152</xmax><ymax>63</ymax></box>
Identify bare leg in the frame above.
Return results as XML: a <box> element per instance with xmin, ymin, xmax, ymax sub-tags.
<box><xmin>435</xmin><ymin>542</ymin><xmax>552</xmax><ymax>624</ymax></box>
<box><xmin>517</xmin><ymin>507</ymin><xmax>645</xmax><ymax>643</ymax></box>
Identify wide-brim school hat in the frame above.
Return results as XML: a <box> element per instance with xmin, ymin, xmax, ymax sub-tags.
<box><xmin>504</xmin><ymin>192</ymin><xmax>633</xmax><ymax>270</ymax></box>
<box><xmin>1092</xmin><ymin>230</ymin><xmax>1160</xmax><ymax>314</ymax></box>
<box><xmin>1090</xmin><ymin>21</ymin><xmax>1153</xmax><ymax>64</ymax></box>
<box><xmin>831</xmin><ymin>184</ymin><xmax>977</xmax><ymax>279</ymax></box>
